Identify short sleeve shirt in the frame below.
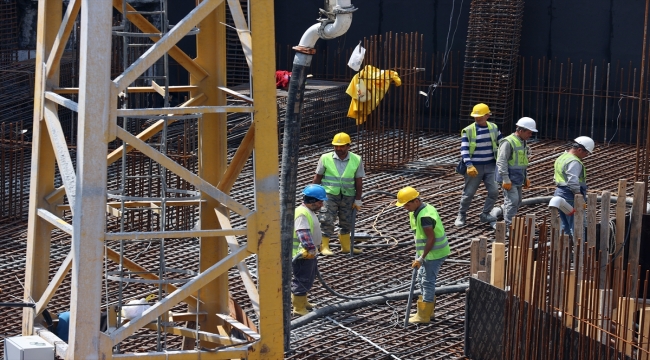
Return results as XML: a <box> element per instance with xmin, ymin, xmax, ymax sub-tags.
<box><xmin>294</xmin><ymin>204</ymin><xmax>322</xmax><ymax>246</ymax></box>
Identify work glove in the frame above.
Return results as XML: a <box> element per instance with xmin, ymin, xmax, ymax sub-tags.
<box><xmin>523</xmin><ymin>178</ymin><xmax>531</xmax><ymax>189</ymax></box>
<box><xmin>412</xmin><ymin>257</ymin><xmax>424</xmax><ymax>269</ymax></box>
<box><xmin>352</xmin><ymin>199</ymin><xmax>362</xmax><ymax>211</ymax></box>
<box><xmin>502</xmin><ymin>181</ymin><xmax>512</xmax><ymax>191</ymax></box>
<box><xmin>300</xmin><ymin>248</ymin><xmax>316</xmax><ymax>259</ymax></box>
<box><xmin>466</xmin><ymin>165</ymin><xmax>478</xmax><ymax>178</ymax></box>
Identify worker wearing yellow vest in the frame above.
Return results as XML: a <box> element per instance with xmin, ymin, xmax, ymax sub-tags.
<box><xmin>291</xmin><ymin>184</ymin><xmax>327</xmax><ymax>316</ymax></box>
<box><xmin>396</xmin><ymin>186</ymin><xmax>450</xmax><ymax>324</ymax></box>
<box><xmin>313</xmin><ymin>132</ymin><xmax>364</xmax><ymax>255</ymax></box>
<box><xmin>553</xmin><ymin>136</ymin><xmax>594</xmax><ymax>237</ymax></box>
<box><xmin>496</xmin><ymin>117</ymin><xmax>537</xmax><ymax>235</ymax></box>
<box><xmin>455</xmin><ymin>103</ymin><xmax>503</xmax><ymax>228</ymax></box>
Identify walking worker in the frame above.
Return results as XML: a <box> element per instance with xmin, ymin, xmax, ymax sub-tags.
<box><xmin>553</xmin><ymin>136</ymin><xmax>594</xmax><ymax>237</ymax></box>
<box><xmin>291</xmin><ymin>184</ymin><xmax>327</xmax><ymax>316</ymax></box>
<box><xmin>396</xmin><ymin>186</ymin><xmax>450</xmax><ymax>324</ymax></box>
<box><xmin>455</xmin><ymin>103</ymin><xmax>502</xmax><ymax>227</ymax></box>
<box><xmin>496</xmin><ymin>117</ymin><xmax>537</xmax><ymax>233</ymax></box>
<box><xmin>313</xmin><ymin>132</ymin><xmax>364</xmax><ymax>255</ymax></box>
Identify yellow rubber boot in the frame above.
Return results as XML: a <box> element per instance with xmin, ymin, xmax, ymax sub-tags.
<box><xmin>409</xmin><ymin>295</ymin><xmax>423</xmax><ymax>320</ymax></box>
<box><xmin>431</xmin><ymin>296</ymin><xmax>436</xmax><ymax>320</ymax></box>
<box><xmin>408</xmin><ymin>301</ymin><xmax>434</xmax><ymax>324</ymax></box>
<box><xmin>320</xmin><ymin>236</ymin><xmax>334</xmax><ymax>256</ymax></box>
<box><xmin>305</xmin><ymin>294</ymin><xmax>315</xmax><ymax>310</ymax></box>
<box><xmin>339</xmin><ymin>233</ymin><xmax>362</xmax><ymax>254</ymax></box>
<box><xmin>291</xmin><ymin>294</ymin><xmax>309</xmax><ymax>316</ymax></box>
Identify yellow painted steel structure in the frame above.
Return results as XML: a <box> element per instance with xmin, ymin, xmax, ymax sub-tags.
<box><xmin>22</xmin><ymin>0</ymin><xmax>282</xmax><ymax>358</ymax></box>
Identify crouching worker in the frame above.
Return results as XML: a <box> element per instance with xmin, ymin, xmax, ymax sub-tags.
<box><xmin>396</xmin><ymin>186</ymin><xmax>450</xmax><ymax>324</ymax></box>
<box><xmin>291</xmin><ymin>184</ymin><xmax>327</xmax><ymax>316</ymax></box>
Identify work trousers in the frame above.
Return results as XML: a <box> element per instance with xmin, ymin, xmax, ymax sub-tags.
<box><xmin>319</xmin><ymin>193</ymin><xmax>355</xmax><ymax>237</ymax></box>
<box><xmin>458</xmin><ymin>163</ymin><xmax>498</xmax><ymax>216</ymax></box>
<box><xmin>291</xmin><ymin>258</ymin><xmax>318</xmax><ymax>296</ymax></box>
<box><xmin>418</xmin><ymin>256</ymin><xmax>447</xmax><ymax>303</ymax></box>
<box><xmin>502</xmin><ymin>185</ymin><xmax>523</xmax><ymax>227</ymax></box>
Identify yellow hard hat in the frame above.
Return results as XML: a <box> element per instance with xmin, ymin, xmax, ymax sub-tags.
<box><xmin>396</xmin><ymin>186</ymin><xmax>420</xmax><ymax>207</ymax></box>
<box><xmin>332</xmin><ymin>132</ymin><xmax>351</xmax><ymax>145</ymax></box>
<box><xmin>471</xmin><ymin>103</ymin><xmax>491</xmax><ymax>117</ymax></box>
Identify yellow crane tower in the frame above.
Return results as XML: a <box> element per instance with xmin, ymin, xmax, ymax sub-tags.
<box><xmin>21</xmin><ymin>0</ymin><xmax>282</xmax><ymax>358</ymax></box>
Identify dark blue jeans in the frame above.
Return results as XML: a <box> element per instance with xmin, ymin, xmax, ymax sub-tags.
<box><xmin>291</xmin><ymin>258</ymin><xmax>318</xmax><ymax>296</ymax></box>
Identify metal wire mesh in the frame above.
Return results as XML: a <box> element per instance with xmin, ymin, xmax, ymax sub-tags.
<box><xmin>0</xmin><ymin>0</ymin><xmax>18</xmax><ymax>67</ymax></box>
<box><xmin>459</xmin><ymin>0</ymin><xmax>525</xmax><ymax>130</ymax></box>
<box><xmin>355</xmin><ymin>32</ymin><xmax>423</xmax><ymax>171</ymax></box>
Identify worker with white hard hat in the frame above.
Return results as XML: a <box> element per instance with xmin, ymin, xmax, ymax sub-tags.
<box><xmin>396</xmin><ymin>186</ymin><xmax>450</xmax><ymax>324</ymax></box>
<box><xmin>454</xmin><ymin>103</ymin><xmax>503</xmax><ymax>228</ymax></box>
<box><xmin>553</xmin><ymin>136</ymin><xmax>594</xmax><ymax>237</ymax></box>
<box><xmin>495</xmin><ymin>117</ymin><xmax>537</xmax><ymax>235</ymax></box>
<box><xmin>313</xmin><ymin>132</ymin><xmax>364</xmax><ymax>255</ymax></box>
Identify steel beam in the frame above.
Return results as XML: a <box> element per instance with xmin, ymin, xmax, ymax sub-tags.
<box><xmin>111</xmin><ymin>0</ymin><xmax>209</xmax><ymax>82</ymax></box>
<box><xmin>249</xmin><ymin>0</ymin><xmax>283</xmax><ymax>357</ymax></box>
<box><xmin>23</xmin><ymin>0</ymin><xmax>60</xmax><ymax>337</ymax></box>
<box><xmin>67</xmin><ymin>0</ymin><xmax>113</xmax><ymax>358</ymax></box>
<box><xmin>115</xmin><ymin>126</ymin><xmax>251</xmax><ymax>217</ymax></box>
<box><xmin>109</xmin><ymin>246</ymin><xmax>249</xmax><ymax>344</ymax></box>
<box><xmin>192</xmin><ymin>0</ymin><xmax>230</xmax><ymax>346</ymax></box>
<box><xmin>45</xmin><ymin>0</ymin><xmax>80</xmax><ymax>79</ymax></box>
<box><xmin>114</xmin><ymin>0</ymin><xmax>224</xmax><ymax>93</ymax></box>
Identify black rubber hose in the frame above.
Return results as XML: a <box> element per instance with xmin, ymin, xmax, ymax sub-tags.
<box><xmin>290</xmin><ymin>283</ymin><xmax>469</xmax><ymax>329</ymax></box>
<box><xmin>279</xmin><ymin>60</ymin><xmax>311</xmax><ymax>349</ymax></box>
<box><xmin>315</xmin><ymin>267</ymin><xmax>412</xmax><ymax>300</ymax></box>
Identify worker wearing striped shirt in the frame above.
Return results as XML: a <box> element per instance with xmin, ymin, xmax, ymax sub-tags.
<box><xmin>455</xmin><ymin>103</ymin><xmax>502</xmax><ymax>228</ymax></box>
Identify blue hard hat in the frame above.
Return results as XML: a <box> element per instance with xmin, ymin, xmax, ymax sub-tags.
<box><xmin>302</xmin><ymin>184</ymin><xmax>327</xmax><ymax>201</ymax></box>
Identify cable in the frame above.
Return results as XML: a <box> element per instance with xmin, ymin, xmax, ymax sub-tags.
<box><xmin>607</xmin><ymin>95</ymin><xmax>624</xmax><ymax>145</ymax></box>
<box><xmin>423</xmin><ymin>0</ymin><xmax>465</xmax><ymax>107</ymax></box>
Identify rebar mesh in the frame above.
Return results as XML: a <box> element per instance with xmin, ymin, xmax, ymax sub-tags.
<box><xmin>226</xmin><ymin>0</ymin><xmax>250</xmax><ymax>87</ymax></box>
<box><xmin>356</xmin><ymin>32</ymin><xmax>423</xmax><ymax>170</ymax></box>
<box><xmin>0</xmin><ymin>0</ymin><xmax>18</xmax><ymax>67</ymax></box>
<box><xmin>459</xmin><ymin>0</ymin><xmax>524</xmax><ymax>130</ymax></box>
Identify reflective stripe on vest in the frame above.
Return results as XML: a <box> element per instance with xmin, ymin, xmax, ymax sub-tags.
<box><xmin>320</xmin><ymin>152</ymin><xmax>361</xmax><ymax>196</ymax></box>
<box><xmin>409</xmin><ymin>204</ymin><xmax>451</xmax><ymax>260</ymax></box>
<box><xmin>292</xmin><ymin>205</ymin><xmax>314</xmax><ymax>257</ymax></box>
<box><xmin>554</xmin><ymin>152</ymin><xmax>587</xmax><ymax>187</ymax></box>
<box><xmin>461</xmin><ymin>122</ymin><xmax>499</xmax><ymax>158</ymax></box>
<box><xmin>503</xmin><ymin>134</ymin><xmax>528</xmax><ymax>169</ymax></box>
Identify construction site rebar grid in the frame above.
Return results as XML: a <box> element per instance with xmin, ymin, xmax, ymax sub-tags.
<box><xmin>459</xmin><ymin>0</ymin><xmax>524</xmax><ymax>130</ymax></box>
<box><xmin>356</xmin><ymin>32</ymin><xmax>423</xmax><ymax>171</ymax></box>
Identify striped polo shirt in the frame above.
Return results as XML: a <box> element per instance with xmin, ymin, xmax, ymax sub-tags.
<box><xmin>461</xmin><ymin>124</ymin><xmax>503</xmax><ymax>167</ymax></box>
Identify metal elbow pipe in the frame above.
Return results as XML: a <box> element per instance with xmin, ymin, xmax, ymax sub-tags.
<box><xmin>298</xmin><ymin>0</ymin><xmax>355</xmax><ymax>48</ymax></box>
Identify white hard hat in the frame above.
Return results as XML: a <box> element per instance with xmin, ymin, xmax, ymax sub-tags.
<box><xmin>548</xmin><ymin>196</ymin><xmax>575</xmax><ymax>215</ymax></box>
<box><xmin>574</xmin><ymin>136</ymin><xmax>595</xmax><ymax>153</ymax></box>
<box><xmin>515</xmin><ymin>117</ymin><xmax>538</xmax><ymax>132</ymax></box>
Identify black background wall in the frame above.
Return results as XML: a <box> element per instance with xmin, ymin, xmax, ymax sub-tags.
<box><xmin>274</xmin><ymin>0</ymin><xmax>645</xmax><ymax>69</ymax></box>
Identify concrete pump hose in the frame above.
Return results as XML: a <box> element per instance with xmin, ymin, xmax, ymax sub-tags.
<box><xmin>290</xmin><ymin>283</ymin><xmax>469</xmax><ymax>329</ymax></box>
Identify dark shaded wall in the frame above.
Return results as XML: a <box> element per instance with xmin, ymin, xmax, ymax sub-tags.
<box><xmin>275</xmin><ymin>0</ymin><xmax>646</xmax><ymax>69</ymax></box>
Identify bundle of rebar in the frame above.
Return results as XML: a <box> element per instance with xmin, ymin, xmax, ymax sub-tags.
<box><xmin>356</xmin><ymin>32</ymin><xmax>423</xmax><ymax>171</ymax></box>
<box><xmin>454</xmin><ymin>0</ymin><xmax>524</xmax><ymax>129</ymax></box>
<box><xmin>492</xmin><ymin>181</ymin><xmax>650</xmax><ymax>358</ymax></box>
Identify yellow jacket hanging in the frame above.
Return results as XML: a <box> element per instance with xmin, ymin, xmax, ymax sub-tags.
<box><xmin>345</xmin><ymin>65</ymin><xmax>402</xmax><ymax>125</ymax></box>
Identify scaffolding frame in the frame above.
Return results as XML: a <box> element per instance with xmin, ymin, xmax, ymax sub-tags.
<box><xmin>22</xmin><ymin>0</ymin><xmax>282</xmax><ymax>359</ymax></box>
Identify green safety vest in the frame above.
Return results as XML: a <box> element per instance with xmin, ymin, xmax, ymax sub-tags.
<box><xmin>502</xmin><ymin>134</ymin><xmax>528</xmax><ymax>169</ymax></box>
<box><xmin>320</xmin><ymin>152</ymin><xmax>361</xmax><ymax>196</ymax></box>
<box><xmin>461</xmin><ymin>122</ymin><xmax>500</xmax><ymax>158</ymax></box>
<box><xmin>292</xmin><ymin>205</ymin><xmax>314</xmax><ymax>257</ymax></box>
<box><xmin>554</xmin><ymin>152</ymin><xmax>587</xmax><ymax>187</ymax></box>
<box><xmin>409</xmin><ymin>204</ymin><xmax>451</xmax><ymax>260</ymax></box>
